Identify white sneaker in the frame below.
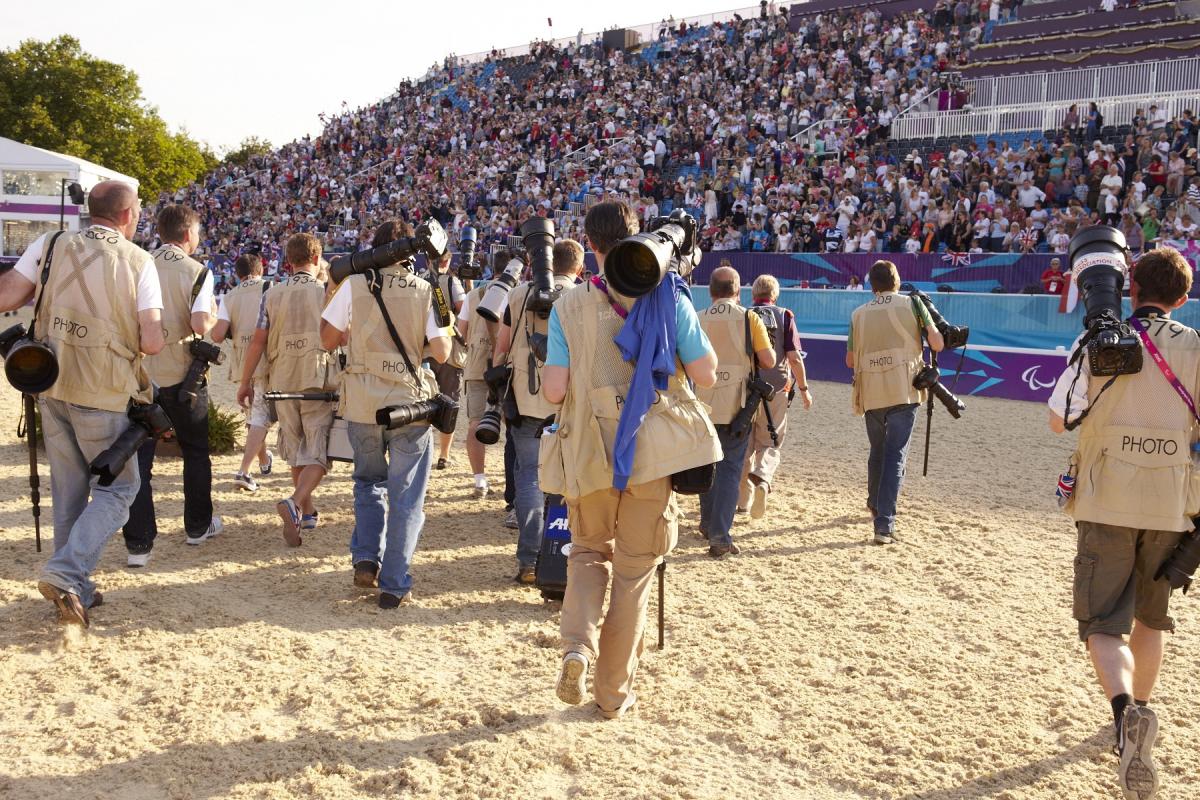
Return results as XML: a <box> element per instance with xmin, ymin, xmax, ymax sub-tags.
<box><xmin>749</xmin><ymin>482</ymin><xmax>768</xmax><ymax>519</ymax></box>
<box><xmin>127</xmin><ymin>551</ymin><xmax>152</xmax><ymax>568</ymax></box>
<box><xmin>556</xmin><ymin>652</ymin><xmax>588</xmax><ymax>705</ymax></box>
<box><xmin>1118</xmin><ymin>705</ymin><xmax>1160</xmax><ymax>800</ymax></box>
<box><xmin>233</xmin><ymin>472</ymin><xmax>259</xmax><ymax>492</ymax></box>
<box><xmin>472</xmin><ymin>483</ymin><xmax>490</xmax><ymax>499</ymax></box>
<box><xmin>259</xmin><ymin>451</ymin><xmax>274</xmax><ymax>475</ymax></box>
<box><xmin>187</xmin><ymin>516</ymin><xmax>223</xmax><ymax>546</ymax></box>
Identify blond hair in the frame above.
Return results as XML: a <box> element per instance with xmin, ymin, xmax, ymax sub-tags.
<box><xmin>752</xmin><ymin>274</ymin><xmax>780</xmax><ymax>302</ymax></box>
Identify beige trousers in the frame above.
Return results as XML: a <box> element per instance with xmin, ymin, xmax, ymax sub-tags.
<box><xmin>560</xmin><ymin>478</ymin><xmax>678</xmax><ymax>713</ymax></box>
<box><xmin>739</xmin><ymin>389</ymin><xmax>790</xmax><ymax>505</ymax></box>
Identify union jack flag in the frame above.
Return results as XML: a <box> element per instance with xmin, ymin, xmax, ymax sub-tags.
<box><xmin>941</xmin><ymin>251</ymin><xmax>971</xmax><ymax>267</ymax></box>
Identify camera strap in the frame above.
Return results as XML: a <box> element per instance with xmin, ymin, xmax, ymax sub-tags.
<box><xmin>1129</xmin><ymin>315</ymin><xmax>1200</xmax><ymax>426</ymax></box>
<box><xmin>365</xmin><ymin>269</ymin><xmax>418</xmax><ymax>380</ymax></box>
<box><xmin>30</xmin><ymin>231</ymin><xmax>66</xmax><ymax>331</ymax></box>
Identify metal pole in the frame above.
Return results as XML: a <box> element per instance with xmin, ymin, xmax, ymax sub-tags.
<box><xmin>656</xmin><ymin>560</ymin><xmax>666</xmax><ymax>650</ymax></box>
<box><xmin>59</xmin><ymin>179</ymin><xmax>66</xmax><ymax>230</ymax></box>
<box><xmin>922</xmin><ymin>351</ymin><xmax>937</xmax><ymax>478</ymax></box>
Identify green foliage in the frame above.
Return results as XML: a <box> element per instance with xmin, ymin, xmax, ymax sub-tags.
<box><xmin>207</xmin><ymin>402</ymin><xmax>242</xmax><ymax>455</ymax></box>
<box><xmin>0</xmin><ymin>36</ymin><xmax>218</xmax><ymax>199</ymax></box>
<box><xmin>224</xmin><ymin>136</ymin><xmax>274</xmax><ymax>167</ymax></box>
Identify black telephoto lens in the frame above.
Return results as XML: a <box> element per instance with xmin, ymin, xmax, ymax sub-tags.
<box><xmin>1157</xmin><ymin>528</ymin><xmax>1200</xmax><ymax>592</ymax></box>
<box><xmin>475</xmin><ymin>407</ymin><xmax>503</xmax><ymax>444</ymax></box>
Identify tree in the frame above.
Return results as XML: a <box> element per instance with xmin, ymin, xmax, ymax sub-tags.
<box><xmin>0</xmin><ymin>36</ymin><xmax>217</xmax><ymax>199</ymax></box>
<box><xmin>224</xmin><ymin>136</ymin><xmax>274</xmax><ymax>167</ymax></box>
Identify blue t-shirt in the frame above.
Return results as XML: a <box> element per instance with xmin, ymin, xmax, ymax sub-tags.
<box><xmin>546</xmin><ymin>294</ymin><xmax>711</xmax><ymax>368</ymax></box>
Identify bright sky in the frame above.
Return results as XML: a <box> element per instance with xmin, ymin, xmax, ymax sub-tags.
<box><xmin>2</xmin><ymin>0</ymin><xmax>749</xmax><ymax>153</ymax></box>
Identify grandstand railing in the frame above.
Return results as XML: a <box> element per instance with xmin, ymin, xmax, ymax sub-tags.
<box><xmin>790</xmin><ymin>87</ymin><xmax>939</xmax><ymax>150</ymax></box>
<box><xmin>892</xmin><ymin>90</ymin><xmax>1200</xmax><ymax>140</ymax></box>
<box><xmin>963</xmin><ymin>57</ymin><xmax>1200</xmax><ymax>109</ymax></box>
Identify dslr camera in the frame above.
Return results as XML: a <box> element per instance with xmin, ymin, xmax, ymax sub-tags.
<box><xmin>474</xmin><ymin>362</ymin><xmax>513</xmax><ymax>445</ymax></box>
<box><xmin>908</xmin><ymin>290</ymin><xmax>969</xmax><ymax>350</ymax></box>
<box><xmin>328</xmin><ymin>219</ymin><xmax>449</xmax><ymax>283</ymax></box>
<box><xmin>455</xmin><ymin>226</ymin><xmax>484</xmax><ymax>281</ymax></box>
<box><xmin>178</xmin><ymin>339</ymin><xmax>224</xmax><ymax>407</ymax></box>
<box><xmin>906</xmin><ymin>291</ymin><xmax>968</xmax><ymax>419</ymax></box>
<box><xmin>90</xmin><ymin>400</ymin><xmax>174</xmax><ymax>486</ymax></box>
<box><xmin>376</xmin><ymin>393</ymin><xmax>459</xmax><ymax>435</ymax></box>
<box><xmin>728</xmin><ymin>374</ymin><xmax>776</xmax><ymax>440</ymax></box>
<box><xmin>521</xmin><ymin>217</ymin><xmax>558</xmax><ymax>318</ymax></box>
<box><xmin>1068</xmin><ymin>226</ymin><xmax>1142</xmax><ymax>377</ymax></box>
<box><xmin>605</xmin><ymin>209</ymin><xmax>702</xmax><ymax>298</ymax></box>
<box><xmin>0</xmin><ymin>323</ymin><xmax>59</xmax><ymax>394</ymax></box>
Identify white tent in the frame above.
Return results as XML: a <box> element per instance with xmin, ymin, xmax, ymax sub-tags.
<box><xmin>0</xmin><ymin>137</ymin><xmax>139</xmax><ymax>260</ymax></box>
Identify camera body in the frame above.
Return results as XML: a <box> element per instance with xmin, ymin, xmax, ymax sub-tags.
<box><xmin>376</xmin><ymin>393</ymin><xmax>459</xmax><ymax>435</ymax></box>
<box><xmin>1157</xmin><ymin>526</ymin><xmax>1200</xmax><ymax>593</ymax></box>
<box><xmin>912</xmin><ymin>364</ymin><xmax>966</xmax><ymax>418</ymax></box>
<box><xmin>728</xmin><ymin>374</ymin><xmax>777</xmax><ymax>440</ymax></box>
<box><xmin>328</xmin><ymin>219</ymin><xmax>449</xmax><ymax>284</ymax></box>
<box><xmin>908</xmin><ymin>290</ymin><xmax>969</xmax><ymax>350</ymax></box>
<box><xmin>89</xmin><ymin>401</ymin><xmax>174</xmax><ymax>486</ymax></box>
<box><xmin>456</xmin><ymin>225</ymin><xmax>483</xmax><ymax>281</ymax></box>
<box><xmin>1068</xmin><ymin>226</ymin><xmax>1142</xmax><ymax>378</ymax></box>
<box><xmin>605</xmin><ymin>210</ymin><xmax>701</xmax><ymax>298</ymax></box>
<box><xmin>178</xmin><ymin>338</ymin><xmax>225</xmax><ymax>407</ymax></box>
<box><xmin>0</xmin><ymin>323</ymin><xmax>60</xmax><ymax>394</ymax></box>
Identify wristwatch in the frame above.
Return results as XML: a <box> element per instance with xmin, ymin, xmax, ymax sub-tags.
<box><xmin>797</xmin><ymin>385</ymin><xmax>809</xmax><ymax>391</ymax></box>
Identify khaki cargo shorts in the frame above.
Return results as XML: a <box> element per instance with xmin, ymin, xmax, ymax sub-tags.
<box><xmin>1073</xmin><ymin>521</ymin><xmax>1184</xmax><ymax>641</ymax></box>
<box><xmin>246</xmin><ymin>379</ymin><xmax>272</xmax><ymax>429</ymax></box>
<box><xmin>273</xmin><ymin>392</ymin><xmax>333</xmax><ymax>469</ymax></box>
<box><xmin>464</xmin><ymin>379</ymin><xmax>490</xmax><ymax>423</ymax></box>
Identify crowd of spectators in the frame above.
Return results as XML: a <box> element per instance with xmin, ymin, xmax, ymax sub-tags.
<box><xmin>141</xmin><ymin>0</ymin><xmax>1198</xmax><ymax>282</ymax></box>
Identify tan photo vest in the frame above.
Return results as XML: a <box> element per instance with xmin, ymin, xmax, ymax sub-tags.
<box><xmin>222</xmin><ymin>278</ymin><xmax>267</xmax><ymax>382</ymax></box>
<box><xmin>264</xmin><ymin>272</ymin><xmax>330</xmax><ymax>393</ymax></box>
<box><xmin>696</xmin><ymin>297</ymin><xmax>753</xmax><ymax>424</ymax></box>
<box><xmin>850</xmin><ymin>292</ymin><xmax>926</xmax><ymax>414</ymax></box>
<box><xmin>338</xmin><ymin>267</ymin><xmax>439</xmax><ymax>425</ymax></box>
<box><xmin>507</xmin><ymin>276</ymin><xmax>574</xmax><ymax>420</ymax></box>
<box><xmin>145</xmin><ymin>244</ymin><xmax>206</xmax><ymax>388</ymax></box>
<box><xmin>32</xmin><ymin>228</ymin><xmax>151</xmax><ymax>412</ymax></box>
<box><xmin>1069</xmin><ymin>314</ymin><xmax>1200</xmax><ymax>532</ymax></box>
<box><xmin>541</xmin><ymin>281</ymin><xmax>721</xmax><ymax>500</ymax></box>
<box><xmin>463</xmin><ymin>283</ymin><xmax>496</xmax><ymax>381</ymax></box>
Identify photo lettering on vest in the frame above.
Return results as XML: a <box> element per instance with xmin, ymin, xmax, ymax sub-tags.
<box><xmin>285</xmin><ymin>337</ymin><xmax>308</xmax><ymax>351</ymax></box>
<box><xmin>381</xmin><ymin>359</ymin><xmax>408</xmax><ymax>374</ymax></box>
<box><xmin>1121</xmin><ymin>436</ymin><xmax>1179</xmax><ymax>456</ymax></box>
<box><xmin>715</xmin><ymin>370</ymin><xmax>731</xmax><ymax>383</ymax></box>
<box><xmin>869</xmin><ymin>355</ymin><xmax>894</xmax><ymax>368</ymax></box>
<box><xmin>52</xmin><ymin>316</ymin><xmax>89</xmax><ymax>339</ymax></box>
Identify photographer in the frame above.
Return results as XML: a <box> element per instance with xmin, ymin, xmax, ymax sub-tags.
<box><xmin>122</xmin><ymin>205</ymin><xmax>220</xmax><ymax>567</ymax></box>
<box><xmin>493</xmin><ymin>233</ymin><xmax>581</xmax><ymax>584</ymax></box>
<box><xmin>1047</xmin><ymin>247</ymin><xmax>1198</xmax><ymax>798</ymax></box>
<box><xmin>542</xmin><ymin>200</ymin><xmax>718</xmax><ymax>718</ymax></box>
<box><xmin>0</xmin><ymin>181</ymin><xmax>165</xmax><ymax>626</ymax></box>
<box><xmin>739</xmin><ymin>274</ymin><xmax>813</xmax><ymax>519</ymax></box>
<box><xmin>846</xmin><ymin>260</ymin><xmax>944</xmax><ymax>545</ymax></box>
<box><xmin>211</xmin><ymin>253</ymin><xmax>274</xmax><ymax>492</ymax></box>
<box><xmin>424</xmin><ymin>250</ymin><xmax>464</xmax><ymax>470</ymax></box>
<box><xmin>237</xmin><ymin>234</ymin><xmax>332</xmax><ymax>547</ymax></box>
<box><xmin>458</xmin><ymin>257</ymin><xmax>507</xmax><ymax>499</ymax></box>
<box><xmin>696</xmin><ymin>266</ymin><xmax>776</xmax><ymax>559</ymax></box>
<box><xmin>319</xmin><ymin>220</ymin><xmax>452</xmax><ymax>608</ymax></box>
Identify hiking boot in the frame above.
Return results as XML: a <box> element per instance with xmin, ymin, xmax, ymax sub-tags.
<box><xmin>378</xmin><ymin>591</ymin><xmax>412</xmax><ymax>609</ymax></box>
<box><xmin>708</xmin><ymin>543</ymin><xmax>741</xmax><ymax>559</ymax></box>
<box><xmin>38</xmin><ymin>581</ymin><xmax>89</xmax><ymax>628</ymax></box>
<box><xmin>353</xmin><ymin>561</ymin><xmax>379</xmax><ymax>589</ymax></box>
<box><xmin>1118</xmin><ymin>704</ymin><xmax>1159</xmax><ymax>800</ymax></box>
<box><xmin>556</xmin><ymin>653</ymin><xmax>589</xmax><ymax>705</ymax></box>
<box><xmin>515</xmin><ymin>564</ymin><xmax>537</xmax><ymax>585</ymax></box>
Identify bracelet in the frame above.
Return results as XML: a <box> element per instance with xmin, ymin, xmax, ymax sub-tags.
<box><xmin>796</xmin><ymin>385</ymin><xmax>809</xmax><ymax>391</ymax></box>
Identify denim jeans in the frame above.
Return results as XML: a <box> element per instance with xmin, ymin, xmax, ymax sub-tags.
<box><xmin>865</xmin><ymin>403</ymin><xmax>919</xmax><ymax>535</ymax></box>
<box><xmin>347</xmin><ymin>421</ymin><xmax>432</xmax><ymax>597</ymax></box>
<box><xmin>503</xmin><ymin>422</ymin><xmax>516</xmax><ymax>507</ymax></box>
<box><xmin>511</xmin><ymin>418</ymin><xmax>545</xmax><ymax>567</ymax></box>
<box><xmin>38</xmin><ymin>397</ymin><xmax>141</xmax><ymax>607</ymax></box>
<box><xmin>699</xmin><ymin>425</ymin><xmax>752</xmax><ymax>548</ymax></box>
<box><xmin>123</xmin><ymin>381</ymin><xmax>213</xmax><ymax>550</ymax></box>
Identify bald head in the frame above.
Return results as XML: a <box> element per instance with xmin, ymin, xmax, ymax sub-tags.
<box><xmin>710</xmin><ymin>266</ymin><xmax>741</xmax><ymax>300</ymax></box>
<box><xmin>88</xmin><ymin>181</ymin><xmax>140</xmax><ymax>238</ymax></box>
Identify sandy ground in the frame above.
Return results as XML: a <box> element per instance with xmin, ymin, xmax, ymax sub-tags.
<box><xmin>0</xmin><ymin>311</ymin><xmax>1197</xmax><ymax>799</ymax></box>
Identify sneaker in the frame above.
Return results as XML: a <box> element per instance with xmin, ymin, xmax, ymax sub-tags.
<box><xmin>708</xmin><ymin>543</ymin><xmax>741</xmax><ymax>559</ymax></box>
<box><xmin>353</xmin><ymin>561</ymin><xmax>379</xmax><ymax>589</ymax></box>
<box><xmin>87</xmin><ymin>591</ymin><xmax>104</xmax><ymax>609</ymax></box>
<box><xmin>378</xmin><ymin>591</ymin><xmax>412</xmax><ymax>609</ymax></box>
<box><xmin>749</xmin><ymin>482</ymin><xmax>768</xmax><ymax>519</ymax></box>
<box><xmin>504</xmin><ymin>510</ymin><xmax>519</xmax><ymax>530</ymax></box>
<box><xmin>187</xmin><ymin>516</ymin><xmax>223</xmax><ymax>546</ymax></box>
<box><xmin>127</xmin><ymin>551</ymin><xmax>152</xmax><ymax>568</ymax></box>
<box><xmin>233</xmin><ymin>472</ymin><xmax>259</xmax><ymax>492</ymax></box>
<box><xmin>873</xmin><ymin>531</ymin><xmax>896</xmax><ymax>545</ymax></box>
<box><xmin>598</xmin><ymin>691</ymin><xmax>637</xmax><ymax>720</ymax></box>
<box><xmin>515</xmin><ymin>564</ymin><xmax>537</xmax><ymax>585</ymax></box>
<box><xmin>436</xmin><ymin>457</ymin><xmax>447</xmax><ymax>470</ymax></box>
<box><xmin>259</xmin><ymin>451</ymin><xmax>274</xmax><ymax>475</ymax></box>
<box><xmin>735</xmin><ymin>505</ymin><xmax>748</xmax><ymax>515</ymax></box>
<box><xmin>277</xmin><ymin>498</ymin><xmax>303</xmax><ymax>547</ymax></box>
<box><xmin>301</xmin><ymin>512</ymin><xmax>319</xmax><ymax>532</ymax></box>
<box><xmin>556</xmin><ymin>653</ymin><xmax>589</xmax><ymax>705</ymax></box>
<box><xmin>1118</xmin><ymin>705</ymin><xmax>1160</xmax><ymax>800</ymax></box>
<box><xmin>472</xmin><ymin>484</ymin><xmax>490</xmax><ymax>499</ymax></box>
<box><xmin>38</xmin><ymin>581</ymin><xmax>89</xmax><ymax>628</ymax></box>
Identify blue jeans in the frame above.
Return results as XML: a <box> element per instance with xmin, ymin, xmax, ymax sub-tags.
<box><xmin>347</xmin><ymin>421</ymin><xmax>432</xmax><ymax>596</ymax></box>
<box><xmin>699</xmin><ymin>425</ymin><xmax>752</xmax><ymax>548</ymax></box>
<box><xmin>511</xmin><ymin>418</ymin><xmax>544</xmax><ymax>568</ymax></box>
<box><xmin>39</xmin><ymin>397</ymin><xmax>141</xmax><ymax>607</ymax></box>
<box><xmin>865</xmin><ymin>403</ymin><xmax>919</xmax><ymax>535</ymax></box>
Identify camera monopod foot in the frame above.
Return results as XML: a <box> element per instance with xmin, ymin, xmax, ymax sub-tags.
<box><xmin>657</xmin><ymin>560</ymin><xmax>667</xmax><ymax>651</ymax></box>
